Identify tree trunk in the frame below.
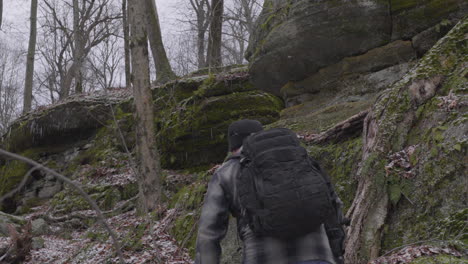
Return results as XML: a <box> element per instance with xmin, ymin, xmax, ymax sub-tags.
<box><xmin>207</xmin><ymin>0</ymin><xmax>224</xmax><ymax>68</ymax></box>
<box><xmin>0</xmin><ymin>0</ymin><xmax>3</xmax><ymax>30</ymax></box>
<box><xmin>128</xmin><ymin>0</ymin><xmax>162</xmax><ymax>214</ymax></box>
<box><xmin>23</xmin><ymin>0</ymin><xmax>38</xmax><ymax>114</ymax></box>
<box><xmin>73</xmin><ymin>0</ymin><xmax>84</xmax><ymax>94</ymax></box>
<box><xmin>60</xmin><ymin>63</ymin><xmax>76</xmax><ymax>99</ymax></box>
<box><xmin>122</xmin><ymin>0</ymin><xmax>131</xmax><ymax>88</ymax></box>
<box><xmin>144</xmin><ymin>0</ymin><xmax>175</xmax><ymax>84</ymax></box>
<box><xmin>197</xmin><ymin>23</ymin><xmax>207</xmax><ymax>69</ymax></box>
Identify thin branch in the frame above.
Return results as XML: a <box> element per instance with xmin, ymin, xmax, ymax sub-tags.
<box><xmin>0</xmin><ymin>149</ymin><xmax>125</xmax><ymax>264</ymax></box>
<box><xmin>0</xmin><ymin>165</ymin><xmax>41</xmax><ymax>204</ymax></box>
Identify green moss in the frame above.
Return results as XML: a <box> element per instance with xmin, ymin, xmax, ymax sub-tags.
<box><xmin>169</xmin><ymin>179</ymin><xmax>208</xmax><ymax>258</ymax></box>
<box><xmin>158</xmin><ymin>90</ymin><xmax>283</xmax><ymax>169</ymax></box>
<box><xmin>120</xmin><ymin>182</ymin><xmax>139</xmax><ymax>200</ymax></box>
<box><xmin>85</xmin><ymin>230</ymin><xmax>110</xmax><ymax>242</ymax></box>
<box><xmin>51</xmin><ymin>185</ymin><xmax>122</xmax><ymax>214</ymax></box>
<box><xmin>433</xmin><ymin>208</ymin><xmax>468</xmax><ymax>242</ymax></box>
<box><xmin>16</xmin><ymin>197</ymin><xmax>46</xmax><ymax>215</ymax></box>
<box><xmin>0</xmin><ymin>148</ymin><xmax>45</xmax><ymax>203</ymax></box>
<box><xmin>0</xmin><ymin>160</ymin><xmax>29</xmax><ymax>198</ymax></box>
<box><xmin>306</xmin><ymin>137</ymin><xmax>362</xmax><ymax>211</ymax></box>
<box><xmin>122</xmin><ymin>222</ymin><xmax>148</xmax><ymax>251</ymax></box>
<box><xmin>173</xmin><ymin>212</ymin><xmax>199</xmax><ymax>257</ymax></box>
<box><xmin>390</xmin><ymin>0</ymin><xmax>418</xmax><ymax>13</ymax></box>
<box><xmin>409</xmin><ymin>255</ymin><xmax>468</xmax><ymax>264</ymax></box>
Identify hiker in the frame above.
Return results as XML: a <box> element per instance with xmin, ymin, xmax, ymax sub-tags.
<box><xmin>195</xmin><ymin>119</ymin><xmax>346</xmax><ymax>264</ymax></box>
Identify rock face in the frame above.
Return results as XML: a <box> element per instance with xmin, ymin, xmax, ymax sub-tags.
<box><xmin>155</xmin><ymin>73</ymin><xmax>283</xmax><ymax>169</ymax></box>
<box><xmin>247</xmin><ymin>0</ymin><xmax>467</xmax><ymax>98</ymax></box>
<box><xmin>344</xmin><ymin>18</ymin><xmax>467</xmax><ymax>263</ymax></box>
<box><xmin>0</xmin><ymin>70</ymin><xmax>283</xmax><ymax>211</ymax></box>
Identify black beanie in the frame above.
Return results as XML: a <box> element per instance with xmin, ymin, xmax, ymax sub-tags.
<box><xmin>228</xmin><ymin>119</ymin><xmax>263</xmax><ymax>151</ymax></box>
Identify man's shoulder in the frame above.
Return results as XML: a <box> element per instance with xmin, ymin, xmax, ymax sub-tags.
<box><xmin>214</xmin><ymin>155</ymin><xmax>241</xmax><ymax>177</ymax></box>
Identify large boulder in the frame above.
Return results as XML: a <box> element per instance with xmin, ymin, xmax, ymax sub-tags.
<box><xmin>157</xmin><ymin>74</ymin><xmax>283</xmax><ymax>169</ymax></box>
<box><xmin>246</xmin><ymin>0</ymin><xmax>467</xmax><ymax>97</ymax></box>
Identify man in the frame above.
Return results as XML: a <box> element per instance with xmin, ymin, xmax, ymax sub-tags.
<box><xmin>195</xmin><ymin>119</ymin><xmax>344</xmax><ymax>264</ymax></box>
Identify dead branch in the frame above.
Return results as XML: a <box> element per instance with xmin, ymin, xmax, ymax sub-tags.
<box><xmin>306</xmin><ymin>110</ymin><xmax>370</xmax><ymax>145</ymax></box>
<box><xmin>0</xmin><ymin>221</ymin><xmax>32</xmax><ymax>263</ymax></box>
<box><xmin>0</xmin><ymin>165</ymin><xmax>41</xmax><ymax>204</ymax></box>
<box><xmin>0</xmin><ymin>149</ymin><xmax>125</xmax><ymax>264</ymax></box>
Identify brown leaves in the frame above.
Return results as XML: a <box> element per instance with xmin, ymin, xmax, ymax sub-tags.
<box><xmin>370</xmin><ymin>244</ymin><xmax>463</xmax><ymax>264</ymax></box>
<box><xmin>438</xmin><ymin>90</ymin><xmax>460</xmax><ymax>111</ymax></box>
<box><xmin>385</xmin><ymin>145</ymin><xmax>418</xmax><ymax>179</ymax></box>
<box><xmin>0</xmin><ymin>221</ymin><xmax>33</xmax><ymax>264</ymax></box>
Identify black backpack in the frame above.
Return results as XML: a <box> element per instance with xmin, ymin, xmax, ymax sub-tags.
<box><xmin>237</xmin><ymin>128</ymin><xmax>335</xmax><ymax>239</ymax></box>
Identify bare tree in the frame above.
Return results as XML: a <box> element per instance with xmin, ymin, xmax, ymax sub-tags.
<box><xmin>179</xmin><ymin>0</ymin><xmax>212</xmax><ymax>69</ymax></box>
<box><xmin>0</xmin><ymin>41</ymin><xmax>22</xmax><ymax>134</ymax></box>
<box><xmin>145</xmin><ymin>0</ymin><xmax>176</xmax><ymax>84</ymax></box>
<box><xmin>128</xmin><ymin>0</ymin><xmax>162</xmax><ymax>213</ymax></box>
<box><xmin>122</xmin><ymin>0</ymin><xmax>131</xmax><ymax>88</ymax></box>
<box><xmin>88</xmin><ymin>34</ymin><xmax>123</xmax><ymax>90</ymax></box>
<box><xmin>72</xmin><ymin>0</ymin><xmax>84</xmax><ymax>93</ymax></box>
<box><xmin>0</xmin><ymin>0</ymin><xmax>3</xmax><ymax>30</ymax></box>
<box><xmin>165</xmin><ymin>32</ymin><xmax>198</xmax><ymax>76</ymax></box>
<box><xmin>23</xmin><ymin>0</ymin><xmax>38</xmax><ymax>114</ymax></box>
<box><xmin>207</xmin><ymin>0</ymin><xmax>224</xmax><ymax>68</ymax></box>
<box><xmin>222</xmin><ymin>0</ymin><xmax>262</xmax><ymax>65</ymax></box>
<box><xmin>192</xmin><ymin>0</ymin><xmax>211</xmax><ymax>68</ymax></box>
<box><xmin>42</xmin><ymin>0</ymin><xmax>121</xmax><ymax>99</ymax></box>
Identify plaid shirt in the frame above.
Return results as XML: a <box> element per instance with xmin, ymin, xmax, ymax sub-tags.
<box><xmin>196</xmin><ymin>155</ymin><xmax>337</xmax><ymax>264</ymax></box>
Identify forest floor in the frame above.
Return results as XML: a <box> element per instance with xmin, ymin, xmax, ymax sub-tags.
<box><xmin>0</xmin><ymin>201</ymin><xmax>192</xmax><ymax>263</ymax></box>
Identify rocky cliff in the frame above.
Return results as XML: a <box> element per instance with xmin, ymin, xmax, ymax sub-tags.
<box><xmin>247</xmin><ymin>0</ymin><xmax>466</xmax><ymax>98</ymax></box>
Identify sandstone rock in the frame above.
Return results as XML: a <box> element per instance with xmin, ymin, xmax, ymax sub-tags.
<box><xmin>412</xmin><ymin>19</ymin><xmax>457</xmax><ymax>57</ymax></box>
<box><xmin>37</xmin><ymin>181</ymin><xmax>62</xmax><ymax>199</ymax></box>
<box><xmin>157</xmin><ymin>75</ymin><xmax>283</xmax><ymax>169</ymax></box>
<box><xmin>31</xmin><ymin>218</ymin><xmax>50</xmax><ymax>236</ymax></box>
<box><xmin>1</xmin><ymin>99</ymin><xmax>119</xmax><ymax>153</ymax></box>
<box><xmin>247</xmin><ymin>0</ymin><xmax>466</xmax><ymax>97</ymax></box>
<box><xmin>390</xmin><ymin>0</ymin><xmax>467</xmax><ymax>40</ymax></box>
<box><xmin>280</xmin><ymin>40</ymin><xmax>416</xmax><ymax>106</ymax></box>
<box><xmin>247</xmin><ymin>0</ymin><xmax>391</xmax><ymax>96</ymax></box>
<box><xmin>31</xmin><ymin>237</ymin><xmax>45</xmax><ymax>250</ymax></box>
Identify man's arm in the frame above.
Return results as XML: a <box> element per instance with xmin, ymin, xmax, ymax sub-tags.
<box><xmin>195</xmin><ymin>170</ymin><xmax>230</xmax><ymax>264</ymax></box>
<box><xmin>309</xmin><ymin>157</ymin><xmax>346</xmax><ymax>264</ymax></box>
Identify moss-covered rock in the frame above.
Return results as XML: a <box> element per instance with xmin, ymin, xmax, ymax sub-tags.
<box><xmin>158</xmin><ymin>76</ymin><xmax>283</xmax><ymax>169</ymax></box>
<box><xmin>307</xmin><ymin>137</ymin><xmax>362</xmax><ymax>211</ymax></box>
<box><xmin>169</xmin><ymin>177</ymin><xmax>208</xmax><ymax>257</ymax></box>
<box><xmin>345</xmin><ymin>18</ymin><xmax>468</xmax><ymax>263</ymax></box>
<box><xmin>51</xmin><ymin>184</ymin><xmax>122</xmax><ymax>215</ymax></box>
<box><xmin>1</xmin><ymin>99</ymin><xmax>118</xmax><ymax>153</ymax></box>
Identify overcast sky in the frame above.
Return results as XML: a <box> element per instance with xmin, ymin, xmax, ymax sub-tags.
<box><xmin>0</xmin><ymin>0</ymin><xmax>184</xmax><ymax>48</ymax></box>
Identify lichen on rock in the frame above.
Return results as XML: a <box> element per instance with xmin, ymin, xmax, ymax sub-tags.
<box><xmin>344</xmin><ymin>17</ymin><xmax>468</xmax><ymax>263</ymax></box>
